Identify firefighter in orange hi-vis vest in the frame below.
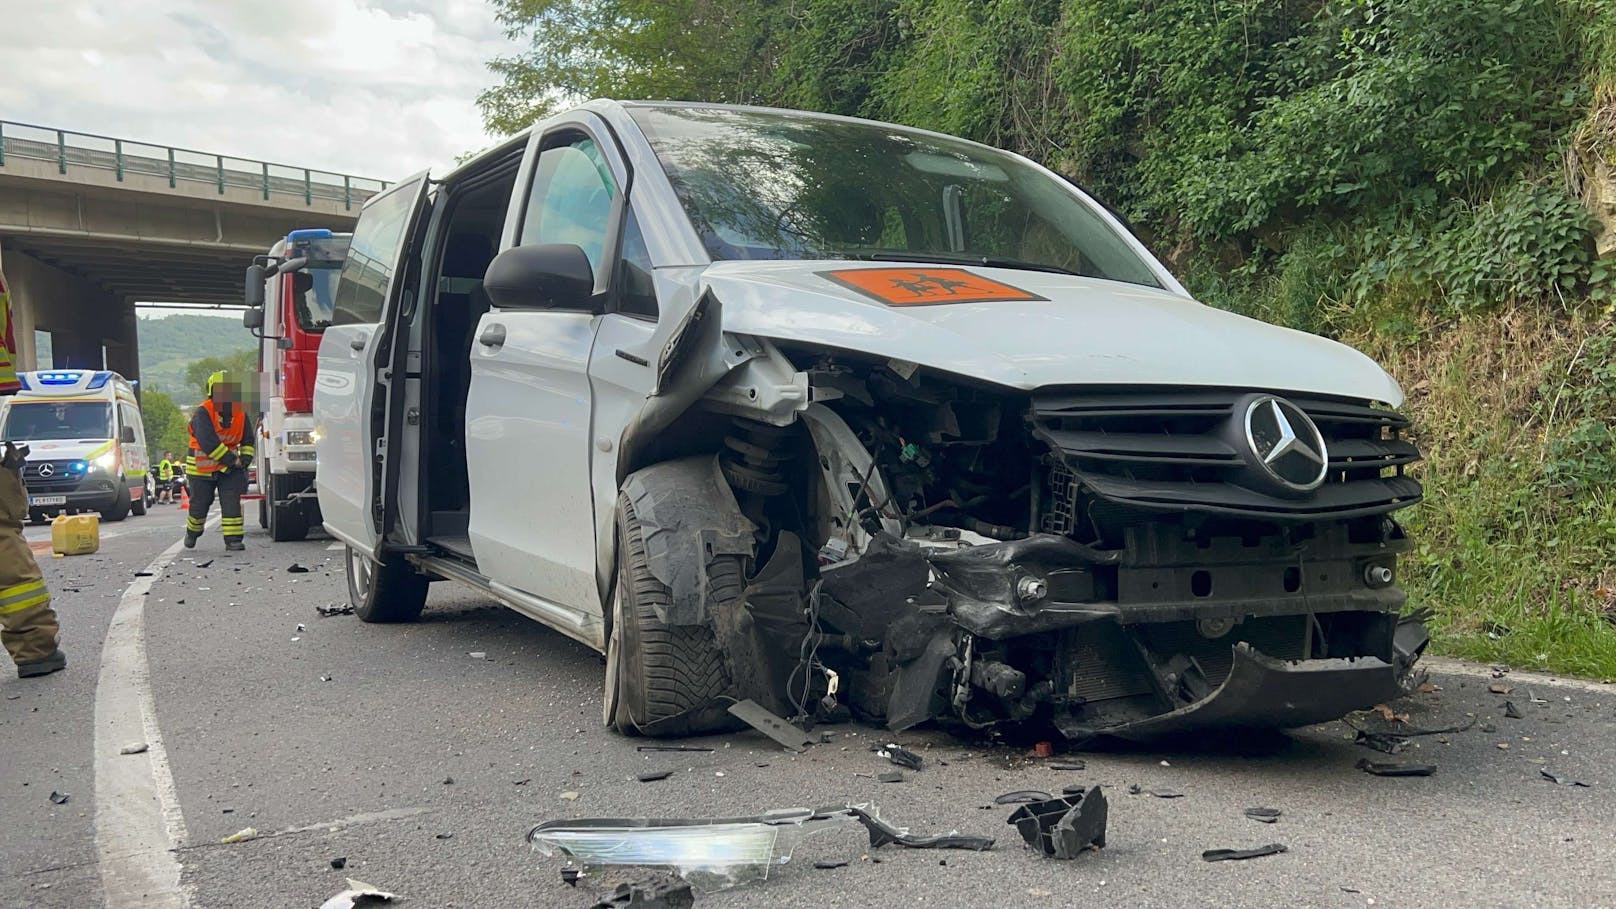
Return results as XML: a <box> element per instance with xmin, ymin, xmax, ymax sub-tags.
<box><xmin>184</xmin><ymin>370</ymin><xmax>255</xmax><ymax>551</ymax></box>
<box><xmin>0</xmin><ymin>266</ymin><xmax>65</xmax><ymax>678</ymax></box>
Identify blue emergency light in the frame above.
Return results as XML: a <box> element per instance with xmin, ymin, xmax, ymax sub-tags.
<box><xmin>37</xmin><ymin>371</ymin><xmax>84</xmax><ymax>385</ymax></box>
<box><xmin>86</xmin><ymin>371</ymin><xmax>110</xmax><ymax>390</ymax></box>
<box><xmin>287</xmin><ymin>228</ymin><xmax>334</xmax><ymax>243</ymax></box>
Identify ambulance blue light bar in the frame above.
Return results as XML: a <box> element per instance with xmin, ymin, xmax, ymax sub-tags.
<box><xmin>36</xmin><ymin>371</ymin><xmax>85</xmax><ymax>385</ymax></box>
<box><xmin>287</xmin><ymin>228</ymin><xmax>333</xmax><ymax>242</ymax></box>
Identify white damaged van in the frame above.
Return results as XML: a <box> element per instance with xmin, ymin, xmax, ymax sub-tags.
<box><xmin>317</xmin><ymin>102</ymin><xmax>1426</xmax><ymax>742</ymax></box>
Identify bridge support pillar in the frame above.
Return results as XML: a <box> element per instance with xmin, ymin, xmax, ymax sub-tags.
<box><xmin>0</xmin><ymin>239</ymin><xmax>136</xmax><ymax>381</ymax></box>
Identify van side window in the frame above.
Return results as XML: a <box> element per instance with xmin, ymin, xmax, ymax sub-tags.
<box><xmin>618</xmin><ymin>209</ymin><xmax>657</xmax><ymax>319</ymax></box>
<box><xmin>332</xmin><ymin>180</ymin><xmax>421</xmax><ymax>326</ymax></box>
<box><xmin>519</xmin><ymin>137</ymin><xmax>616</xmax><ymax>288</ymax></box>
<box><xmin>119</xmin><ymin>403</ymin><xmax>141</xmax><ymax>442</ymax></box>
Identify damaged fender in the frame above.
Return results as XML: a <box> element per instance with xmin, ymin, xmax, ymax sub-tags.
<box><xmin>621</xmin><ymin>456</ymin><xmax>757</xmax><ymax>626</ymax></box>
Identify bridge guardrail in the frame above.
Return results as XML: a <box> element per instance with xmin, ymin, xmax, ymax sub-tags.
<box><xmin>0</xmin><ymin>120</ymin><xmax>389</xmax><ymax>210</ymax></box>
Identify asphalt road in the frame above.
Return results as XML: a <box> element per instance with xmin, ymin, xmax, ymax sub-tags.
<box><xmin>3</xmin><ymin>505</ymin><xmax>1615</xmax><ymax>909</ymax></box>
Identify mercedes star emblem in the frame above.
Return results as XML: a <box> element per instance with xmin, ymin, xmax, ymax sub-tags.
<box><xmin>1243</xmin><ymin>396</ymin><xmax>1329</xmax><ymax>492</ymax></box>
<box><xmin>37</xmin><ymin>463</ymin><xmax>54</xmax><ymax>478</ymax></box>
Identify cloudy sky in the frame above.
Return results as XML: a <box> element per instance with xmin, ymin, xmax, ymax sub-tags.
<box><xmin>0</xmin><ymin>0</ymin><xmax>520</xmax><ymax>180</ymax></box>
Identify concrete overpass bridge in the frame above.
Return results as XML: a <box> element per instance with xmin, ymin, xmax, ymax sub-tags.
<box><xmin>0</xmin><ymin>120</ymin><xmax>388</xmax><ymax>380</ymax></box>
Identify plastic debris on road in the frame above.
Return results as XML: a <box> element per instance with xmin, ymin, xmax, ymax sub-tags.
<box><xmin>317</xmin><ymin>604</ymin><xmax>355</xmax><ymax>617</ymax></box>
<box><xmin>48</xmin><ymin>790</ymin><xmax>69</xmax><ymax>805</ymax></box>
<box><xmin>118</xmin><ymin>742</ymin><xmax>149</xmax><ymax>755</ymax></box>
<box><xmin>1244</xmin><ymin>807</ymin><xmax>1282</xmax><ymax>824</ymax></box>
<box><xmin>1202</xmin><ymin>843</ymin><xmax>1287</xmax><ymax>862</ymax></box>
<box><xmin>529</xmin><ymin>805</ymin><xmax>992</xmax><ymax>891</ymax></box>
<box><xmin>1006</xmin><ymin>787</ymin><xmax>1108</xmax><ymax>859</ymax></box>
<box><xmin>318</xmin><ymin>880</ymin><xmax>398</xmax><ymax>909</ymax></box>
<box><xmin>220</xmin><ymin>827</ymin><xmax>258</xmax><ymax>844</ymax></box>
<box><xmin>1355</xmin><ymin>759</ymin><xmax>1436</xmax><ymax>777</ymax></box>
<box><xmin>589</xmin><ymin>877</ymin><xmax>695</xmax><ymax>909</ymax></box>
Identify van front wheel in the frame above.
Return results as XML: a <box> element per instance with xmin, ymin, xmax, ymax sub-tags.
<box><xmin>346</xmin><ymin>545</ymin><xmax>428</xmax><ymax>623</ymax></box>
<box><xmin>606</xmin><ymin>494</ymin><xmax>738</xmax><ymax>737</ymax></box>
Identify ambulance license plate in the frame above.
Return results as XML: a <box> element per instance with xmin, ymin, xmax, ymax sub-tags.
<box><xmin>29</xmin><ymin>496</ymin><xmax>66</xmax><ymax>506</ymax></box>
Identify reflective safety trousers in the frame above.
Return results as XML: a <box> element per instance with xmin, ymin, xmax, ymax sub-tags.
<box><xmin>0</xmin><ymin>465</ymin><xmax>56</xmax><ymax>664</ymax></box>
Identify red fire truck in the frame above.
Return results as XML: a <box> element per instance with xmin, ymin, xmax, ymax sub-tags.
<box><xmin>243</xmin><ymin>228</ymin><xmax>350</xmax><ymax>541</ymax></box>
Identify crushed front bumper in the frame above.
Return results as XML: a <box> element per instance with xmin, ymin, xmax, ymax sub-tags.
<box><xmin>1059</xmin><ymin>643</ymin><xmax>1402</xmax><ymax>741</ymax></box>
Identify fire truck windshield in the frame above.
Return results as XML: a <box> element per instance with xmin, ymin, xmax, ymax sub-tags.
<box><xmin>295</xmin><ymin>264</ymin><xmax>341</xmax><ymax>331</ymax></box>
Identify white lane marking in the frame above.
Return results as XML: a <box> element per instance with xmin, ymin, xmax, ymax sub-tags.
<box><xmin>93</xmin><ymin>519</ymin><xmax>215</xmax><ymax>908</ymax></box>
<box><xmin>1425</xmin><ymin>656</ymin><xmax>1616</xmax><ymax>695</ymax></box>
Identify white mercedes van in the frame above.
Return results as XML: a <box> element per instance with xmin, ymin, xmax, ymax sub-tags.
<box><xmin>2</xmin><ymin>369</ymin><xmax>150</xmax><ymax>521</ymax></box>
<box><xmin>316</xmin><ymin>102</ymin><xmax>1426</xmax><ymax>742</ymax></box>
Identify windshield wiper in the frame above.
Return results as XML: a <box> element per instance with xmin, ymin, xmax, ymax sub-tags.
<box><xmin>828</xmin><ymin>251</ymin><xmax>1078</xmax><ymax>276</ymax></box>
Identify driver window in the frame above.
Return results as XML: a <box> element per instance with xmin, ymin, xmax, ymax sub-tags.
<box><xmin>519</xmin><ymin>136</ymin><xmax>616</xmax><ymax>289</ymax></box>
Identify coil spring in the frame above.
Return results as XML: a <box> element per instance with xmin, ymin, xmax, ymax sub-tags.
<box><xmin>720</xmin><ymin>419</ymin><xmax>793</xmax><ymax>497</ymax></box>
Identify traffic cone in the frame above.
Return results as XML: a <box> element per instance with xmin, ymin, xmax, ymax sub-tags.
<box><xmin>176</xmin><ymin>484</ymin><xmax>189</xmax><ymax>511</ymax></box>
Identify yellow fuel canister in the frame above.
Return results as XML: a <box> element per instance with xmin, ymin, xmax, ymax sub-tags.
<box><xmin>51</xmin><ymin>513</ymin><xmax>100</xmax><ymax>556</ymax></box>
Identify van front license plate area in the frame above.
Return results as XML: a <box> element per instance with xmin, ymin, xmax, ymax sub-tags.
<box><xmin>29</xmin><ymin>496</ymin><xmax>66</xmax><ymax>506</ymax></box>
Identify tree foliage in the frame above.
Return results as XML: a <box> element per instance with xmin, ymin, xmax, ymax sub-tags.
<box><xmin>183</xmin><ymin>350</ymin><xmax>257</xmax><ymax>398</ymax></box>
<box><xmin>480</xmin><ymin>0</ymin><xmax>1616</xmax><ymax>315</ymax></box>
<box><xmin>139</xmin><ymin>388</ymin><xmax>189</xmax><ymax>461</ymax></box>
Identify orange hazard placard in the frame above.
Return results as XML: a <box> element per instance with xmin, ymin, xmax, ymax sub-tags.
<box><xmin>817</xmin><ymin>267</ymin><xmax>1047</xmax><ymax>306</ymax></box>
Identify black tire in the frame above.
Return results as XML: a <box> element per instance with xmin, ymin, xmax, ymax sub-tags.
<box><xmin>130</xmin><ymin>483</ymin><xmax>147</xmax><ymax>516</ymax></box>
<box><xmin>346</xmin><ymin>544</ymin><xmax>428</xmax><ymax>623</ymax></box>
<box><xmin>259</xmin><ymin>468</ymin><xmax>270</xmax><ymax>529</ymax></box>
<box><xmin>101</xmin><ymin>486</ymin><xmax>131</xmax><ymax>522</ymax></box>
<box><xmin>606</xmin><ymin>493</ymin><xmax>739</xmax><ymax>737</ymax></box>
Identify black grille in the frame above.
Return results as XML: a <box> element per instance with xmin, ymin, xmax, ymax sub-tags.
<box><xmin>23</xmin><ymin>460</ymin><xmax>89</xmax><ymax>494</ymax></box>
<box><xmin>1032</xmin><ymin>389</ymin><xmax>1422</xmax><ymax>522</ymax></box>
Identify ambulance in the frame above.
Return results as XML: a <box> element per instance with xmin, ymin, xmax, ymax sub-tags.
<box><xmin>0</xmin><ymin>370</ymin><xmax>150</xmax><ymax>522</ymax></box>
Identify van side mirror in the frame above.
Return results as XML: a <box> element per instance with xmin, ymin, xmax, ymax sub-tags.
<box><xmin>120</xmin><ymin>426</ymin><xmax>136</xmax><ymax>444</ymax></box>
<box><xmin>483</xmin><ymin>243</ymin><xmax>596</xmax><ymax>311</ymax></box>
<box><xmin>243</xmin><ymin>307</ymin><xmax>264</xmax><ymax>331</ymax></box>
<box><xmin>244</xmin><ymin>265</ymin><xmax>267</xmax><ymax>307</ymax></box>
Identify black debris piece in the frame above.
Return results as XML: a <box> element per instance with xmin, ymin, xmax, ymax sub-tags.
<box><xmin>176</xmin><ymin>599</ymin><xmax>185</xmax><ymax>605</ymax></box>
<box><xmin>1354</xmin><ymin>730</ymin><xmax>1410</xmax><ymax>754</ymax></box>
<box><xmin>1540</xmin><ymin>769</ymin><xmax>1592</xmax><ymax>787</ymax></box>
<box><xmin>134</xmin><ymin>571</ymin><xmax>154</xmax><ymax>577</ymax></box>
<box><xmin>1355</xmin><ymin>758</ymin><xmax>1436</xmax><ymax>777</ymax></box>
<box><xmin>330</xmin><ymin>857</ymin><xmax>347</xmax><ymax>870</ymax></box>
<box><xmin>288</xmin><ymin>564</ymin><xmax>310</xmax><ymax>573</ymax></box>
<box><xmin>316</xmin><ymin>604</ymin><xmax>355</xmax><ymax>618</ymax></box>
<box><xmin>1049</xmin><ymin>760</ymin><xmax>1086</xmax><ymax>771</ymax></box>
<box><xmin>1126</xmin><ymin>784</ymin><xmax>1142</xmax><ymax>795</ymax></box>
<box><xmin>561</xmin><ymin>868</ymin><xmax>581</xmax><ymax>887</ymax></box>
<box><xmin>1504</xmin><ymin>701</ymin><xmax>1524</xmax><ymax>719</ymax></box>
<box><xmin>589</xmin><ymin>878</ymin><xmax>695</xmax><ymax>909</ymax></box>
<box><xmin>48</xmin><ymin>790</ymin><xmax>70</xmax><ymax>805</ymax></box>
<box><xmin>878</xmin><ymin>770</ymin><xmax>905</xmax><ymax>784</ymax></box>
<box><xmin>514</xmin><ymin>778</ymin><xmax>533</xmax><ymax>786</ymax></box>
<box><xmin>1147</xmin><ymin>789</ymin><xmax>1183</xmax><ymax>799</ymax></box>
<box><xmin>1480</xmin><ymin>723</ymin><xmax>1498</xmax><ymax>733</ymax></box>
<box><xmin>994</xmin><ymin>790</ymin><xmax>1054</xmax><ymax>806</ymax></box>
<box><xmin>637</xmin><ymin>770</ymin><xmax>674</xmax><ymax>783</ymax></box>
<box><xmin>849</xmin><ymin>805</ymin><xmax>995</xmax><ymax>851</ymax></box>
<box><xmin>1244</xmin><ymin>807</ymin><xmax>1282</xmax><ymax>824</ymax></box>
<box><xmin>1202</xmin><ymin>843</ymin><xmax>1287</xmax><ymax>862</ymax></box>
<box><xmin>813</xmin><ymin>859</ymin><xmax>849</xmax><ymax>870</ymax></box>
<box><xmin>442</xmin><ymin>776</ymin><xmax>454</xmax><ymax>785</ymax></box>
<box><xmin>635</xmin><ymin>745</ymin><xmax>714</xmax><ymax>754</ymax></box>
<box><xmin>879</xmin><ymin>744</ymin><xmax>924</xmax><ymax>771</ymax></box>
<box><xmin>1006</xmin><ymin>787</ymin><xmax>1108</xmax><ymax>860</ymax></box>
<box><xmin>434</xmin><ymin>832</ymin><xmax>454</xmax><ymax>840</ymax></box>
<box><xmin>727</xmin><ymin>699</ymin><xmax>817</xmax><ymax>753</ymax></box>
<box><xmin>195</xmin><ymin>560</ymin><xmax>213</xmax><ymax>569</ymax></box>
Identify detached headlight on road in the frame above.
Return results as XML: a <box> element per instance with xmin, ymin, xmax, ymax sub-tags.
<box><xmin>285</xmin><ymin>430</ymin><xmax>315</xmax><ymax>447</ymax></box>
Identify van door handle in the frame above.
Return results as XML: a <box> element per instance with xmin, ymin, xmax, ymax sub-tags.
<box><xmin>350</xmin><ymin>337</ymin><xmax>367</xmax><ymax>351</ymax></box>
<box><xmin>478</xmin><ymin>324</ymin><xmax>507</xmax><ymax>348</ymax></box>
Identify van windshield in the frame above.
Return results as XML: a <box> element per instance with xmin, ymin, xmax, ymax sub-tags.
<box><xmin>2</xmin><ymin>401</ymin><xmax>113</xmax><ymax>442</ymax></box>
<box><xmin>627</xmin><ymin>105</ymin><xmax>1163</xmax><ymax>288</ymax></box>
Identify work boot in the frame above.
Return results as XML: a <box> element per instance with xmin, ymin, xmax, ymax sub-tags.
<box><xmin>184</xmin><ymin>531</ymin><xmax>199</xmax><ymax>549</ymax></box>
<box><xmin>225</xmin><ymin>538</ymin><xmax>245</xmax><ymax>552</ymax></box>
<box><xmin>17</xmin><ymin>649</ymin><xmax>66</xmax><ymax>679</ymax></box>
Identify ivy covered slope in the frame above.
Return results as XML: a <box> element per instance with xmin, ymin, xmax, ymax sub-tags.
<box><xmin>482</xmin><ymin>0</ymin><xmax>1616</xmax><ymax>676</ymax></box>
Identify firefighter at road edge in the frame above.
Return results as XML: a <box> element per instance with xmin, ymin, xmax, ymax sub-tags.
<box><xmin>185</xmin><ymin>371</ymin><xmax>255</xmax><ymax>552</ymax></box>
<box><xmin>0</xmin><ymin>266</ymin><xmax>65</xmax><ymax>678</ymax></box>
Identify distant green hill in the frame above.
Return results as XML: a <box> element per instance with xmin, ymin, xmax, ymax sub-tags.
<box><xmin>137</xmin><ymin>315</ymin><xmax>255</xmax><ymax>397</ymax></box>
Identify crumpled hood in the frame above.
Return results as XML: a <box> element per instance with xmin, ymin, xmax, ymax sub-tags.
<box><xmin>701</xmin><ymin>261</ymin><xmax>1403</xmax><ymax>404</ymax></box>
